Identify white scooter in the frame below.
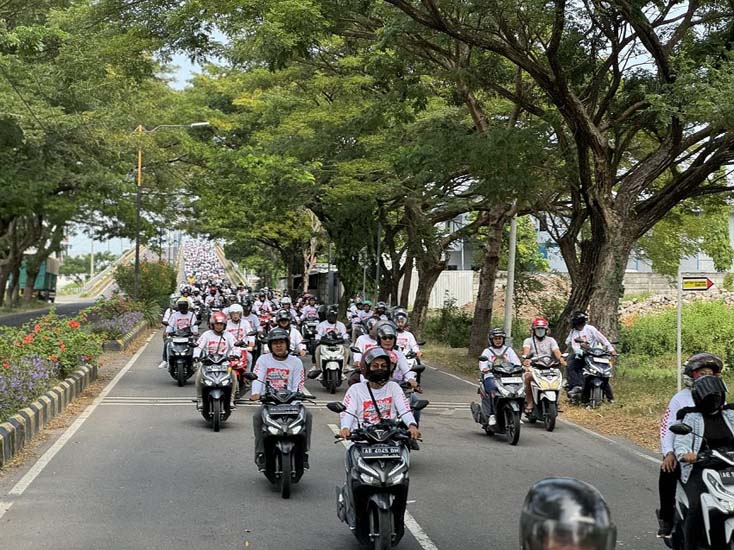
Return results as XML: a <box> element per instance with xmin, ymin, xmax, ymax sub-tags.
<box><xmin>524</xmin><ymin>354</ymin><xmax>563</xmax><ymax>432</ymax></box>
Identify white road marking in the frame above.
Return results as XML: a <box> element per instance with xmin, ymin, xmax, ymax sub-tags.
<box><xmin>327</xmin><ymin>424</ymin><xmax>439</xmax><ymax>550</ymax></box>
<box><xmin>0</xmin><ymin>501</ymin><xmax>12</xmax><ymax>519</ymax></box>
<box><xmin>425</xmin><ymin>363</ymin><xmax>476</xmax><ymax>387</ymax></box>
<box><xmin>8</xmin><ymin>334</ymin><xmax>156</xmax><ymax>496</ymax></box>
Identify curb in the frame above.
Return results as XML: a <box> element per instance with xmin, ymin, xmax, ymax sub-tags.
<box><xmin>102</xmin><ymin>320</ymin><xmax>151</xmax><ymax>353</ymax></box>
<box><xmin>0</xmin><ymin>363</ymin><xmax>98</xmax><ymax>468</ymax></box>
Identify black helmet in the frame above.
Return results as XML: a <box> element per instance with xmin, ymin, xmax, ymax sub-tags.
<box><xmin>683</xmin><ymin>353</ymin><xmax>723</xmax><ymax>387</ymax></box>
<box><xmin>572</xmin><ymin>311</ymin><xmax>588</xmax><ymax>326</ymax></box>
<box><xmin>376</xmin><ymin>322</ymin><xmax>397</xmax><ymax>341</ymax></box>
<box><xmin>520</xmin><ymin>478</ymin><xmax>617</xmax><ymax>550</ymax></box>
<box><xmin>692</xmin><ymin>375</ymin><xmax>727</xmax><ymax>415</ymax></box>
<box><xmin>242</xmin><ymin>300</ymin><xmax>252</xmax><ymax>311</ymax></box>
<box><xmin>266</xmin><ymin>327</ymin><xmax>291</xmax><ymax>351</ymax></box>
<box><xmin>489</xmin><ymin>328</ymin><xmax>506</xmax><ymax>345</ymax></box>
<box><xmin>326</xmin><ymin>308</ymin><xmax>338</xmax><ymax>322</ymax></box>
<box><xmin>376</xmin><ymin>301</ymin><xmax>387</xmax><ymax>312</ymax></box>
<box><xmin>365</xmin><ymin>317</ymin><xmax>380</xmax><ymax>336</ymax></box>
<box><xmin>275</xmin><ymin>309</ymin><xmax>291</xmax><ymax>324</ymax></box>
<box><xmin>363</xmin><ymin>347</ymin><xmax>393</xmax><ymax>369</ymax></box>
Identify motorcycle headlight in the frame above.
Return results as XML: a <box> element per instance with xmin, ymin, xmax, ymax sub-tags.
<box><xmin>356</xmin><ymin>456</ymin><xmax>381</xmax><ymax>480</ymax></box>
<box><xmin>495</xmin><ymin>384</ymin><xmax>511</xmax><ymax>397</ymax></box>
<box><xmin>387</xmin><ymin>461</ymin><xmax>408</xmax><ymax>484</ymax></box>
<box><xmin>267</xmin><ymin>426</ymin><xmax>280</xmax><ymax>435</ymax></box>
<box><xmin>360</xmin><ymin>473</ymin><xmax>382</xmax><ymax>486</ymax></box>
<box><xmin>289</xmin><ymin>424</ymin><xmax>303</xmax><ymax>435</ymax></box>
<box><xmin>204</xmin><ymin>379</ymin><xmax>213</xmax><ymax>386</ymax></box>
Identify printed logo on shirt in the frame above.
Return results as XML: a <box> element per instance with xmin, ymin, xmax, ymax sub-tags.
<box><xmin>228</xmin><ymin>328</ymin><xmax>245</xmax><ymax>340</ymax></box>
<box><xmin>265</xmin><ymin>367</ymin><xmax>290</xmax><ymax>390</ymax></box>
<box><xmin>206</xmin><ymin>339</ymin><xmax>227</xmax><ymax>355</ymax></box>
<box><xmin>397</xmin><ymin>337</ymin><xmax>409</xmax><ymax>350</ymax></box>
<box><xmin>362</xmin><ymin>342</ymin><xmax>377</xmax><ymax>353</ymax></box>
<box><xmin>362</xmin><ymin>396</ymin><xmax>393</xmax><ymax>424</ymax></box>
<box><xmin>176</xmin><ymin>317</ymin><xmax>192</xmax><ymax>329</ymax></box>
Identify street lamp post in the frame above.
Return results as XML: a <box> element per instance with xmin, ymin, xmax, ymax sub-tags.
<box><xmin>133</xmin><ymin>122</ymin><xmax>210</xmax><ymax>300</ymax></box>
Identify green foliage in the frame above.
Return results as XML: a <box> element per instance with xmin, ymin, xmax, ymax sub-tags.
<box><xmin>59</xmin><ymin>252</ymin><xmax>119</xmax><ymax>280</ymax></box>
<box><xmin>724</xmin><ymin>273</ymin><xmax>734</xmax><ymax>292</ymax></box>
<box><xmin>113</xmin><ymin>261</ymin><xmax>176</xmax><ymax>308</ymax></box>
<box><xmin>621</xmin><ymin>301</ymin><xmax>734</xmax><ymax>358</ymax></box>
<box><xmin>424</xmin><ymin>298</ymin><xmax>472</xmax><ymax>348</ymax></box>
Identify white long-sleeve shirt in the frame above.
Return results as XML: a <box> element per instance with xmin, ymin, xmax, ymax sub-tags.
<box><xmin>316</xmin><ymin>320</ymin><xmax>348</xmax><ymax>341</ymax></box>
<box><xmin>660</xmin><ymin>388</ymin><xmax>694</xmax><ymax>456</ymax></box>
<box><xmin>478</xmin><ymin>346</ymin><xmax>521</xmax><ymax>378</ymax></box>
<box><xmin>251</xmin><ymin>354</ymin><xmax>305</xmax><ymax>395</ymax></box>
<box><xmin>341</xmin><ymin>381</ymin><xmax>416</xmax><ymax>431</ymax></box>
<box><xmin>353</xmin><ymin>334</ymin><xmax>378</xmax><ymax>364</ymax></box>
<box><xmin>565</xmin><ymin>325</ymin><xmax>615</xmax><ymax>354</ymax></box>
<box><xmin>194</xmin><ymin>330</ymin><xmax>236</xmax><ymax>358</ymax></box>
<box><xmin>166</xmin><ymin>311</ymin><xmax>199</xmax><ymax>335</ymax></box>
<box><xmin>396</xmin><ymin>329</ymin><xmax>420</xmax><ymax>355</ymax></box>
<box><xmin>359</xmin><ymin>348</ymin><xmax>416</xmax><ymax>383</ymax></box>
<box><xmin>300</xmin><ymin>305</ymin><xmax>318</xmax><ymax>322</ymax></box>
<box><xmin>226</xmin><ymin>318</ymin><xmax>255</xmax><ymax>347</ymax></box>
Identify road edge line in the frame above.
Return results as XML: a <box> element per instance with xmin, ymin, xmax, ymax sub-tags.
<box><xmin>327</xmin><ymin>423</ymin><xmax>439</xmax><ymax>550</ymax></box>
<box><xmin>8</xmin><ymin>333</ymin><xmax>155</xmax><ymax>496</ymax></box>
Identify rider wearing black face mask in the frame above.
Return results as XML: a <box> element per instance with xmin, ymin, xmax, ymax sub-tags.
<box><xmin>674</xmin><ymin>375</ymin><xmax>734</xmax><ymax>550</ymax></box>
<box><xmin>338</xmin><ymin>347</ymin><xmax>420</xmax><ymax>441</ymax></box>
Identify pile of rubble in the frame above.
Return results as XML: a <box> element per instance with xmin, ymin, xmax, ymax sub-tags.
<box><xmin>620</xmin><ymin>286</ymin><xmax>734</xmax><ymax>320</ymax></box>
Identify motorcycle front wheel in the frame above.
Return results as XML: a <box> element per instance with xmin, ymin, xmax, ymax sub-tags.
<box><xmin>590</xmin><ymin>386</ymin><xmax>603</xmax><ymax>409</ymax></box>
<box><xmin>370</xmin><ymin>504</ymin><xmax>393</xmax><ymax>550</ymax></box>
<box><xmin>505</xmin><ymin>407</ymin><xmax>521</xmax><ymax>445</ymax></box>
<box><xmin>279</xmin><ymin>451</ymin><xmax>292</xmax><ymax>499</ymax></box>
<box><xmin>211</xmin><ymin>398</ymin><xmax>221</xmax><ymax>432</ymax></box>
<box><xmin>544</xmin><ymin>402</ymin><xmax>557</xmax><ymax>432</ymax></box>
<box><xmin>176</xmin><ymin>361</ymin><xmax>186</xmax><ymax>387</ymax></box>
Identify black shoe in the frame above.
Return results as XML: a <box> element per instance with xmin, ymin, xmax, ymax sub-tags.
<box><xmin>656</xmin><ymin>509</ymin><xmax>673</xmax><ymax>538</ymax></box>
<box><xmin>303</xmin><ymin>453</ymin><xmax>310</xmax><ymax>470</ymax></box>
<box><xmin>255</xmin><ymin>453</ymin><xmax>266</xmax><ymax>472</ymax></box>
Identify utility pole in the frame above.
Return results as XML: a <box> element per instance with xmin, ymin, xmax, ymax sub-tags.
<box><xmin>503</xmin><ymin>212</ymin><xmax>518</xmax><ymax>345</ymax></box>
<box><xmin>90</xmin><ymin>239</ymin><xmax>95</xmax><ymax>279</ymax></box>
<box><xmin>374</xmin><ymin>221</ymin><xmax>382</xmax><ymax>304</ymax></box>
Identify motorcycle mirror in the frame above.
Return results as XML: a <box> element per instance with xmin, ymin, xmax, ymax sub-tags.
<box><xmin>412</xmin><ymin>399</ymin><xmax>429</xmax><ymax>411</ymax></box>
<box><xmin>574</xmin><ymin>338</ymin><xmax>584</xmax><ymax>343</ymax></box>
<box><xmin>416</xmin><ymin>340</ymin><xmax>426</xmax><ymax>346</ymax></box>
<box><xmin>411</xmin><ymin>364</ymin><xmax>426</xmax><ymax>374</ymax></box>
<box><xmin>350</xmin><ymin>346</ymin><xmax>360</xmax><ymax>353</ymax></box>
<box><xmin>478</xmin><ymin>356</ymin><xmax>489</xmax><ymax>362</ymax></box>
<box><xmin>243</xmin><ymin>372</ymin><xmax>259</xmax><ymax>381</ymax></box>
<box><xmin>326</xmin><ymin>402</ymin><xmax>346</xmax><ymax>413</ymax></box>
<box><xmin>307</xmin><ymin>370</ymin><xmax>321</xmax><ymax>379</ymax></box>
<box><xmin>669</xmin><ymin>422</ymin><xmax>693</xmax><ymax>436</ymax></box>
<box><xmin>247</xmin><ymin>330</ymin><xmax>258</xmax><ymax>336</ymax></box>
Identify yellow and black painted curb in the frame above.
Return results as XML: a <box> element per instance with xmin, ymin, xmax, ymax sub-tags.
<box><xmin>101</xmin><ymin>320</ymin><xmax>150</xmax><ymax>353</ymax></box>
<box><xmin>0</xmin><ymin>363</ymin><xmax>98</xmax><ymax>468</ymax></box>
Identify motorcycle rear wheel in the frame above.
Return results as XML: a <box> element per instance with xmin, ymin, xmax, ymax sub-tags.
<box><xmin>279</xmin><ymin>451</ymin><xmax>292</xmax><ymax>499</ymax></box>
<box><xmin>544</xmin><ymin>402</ymin><xmax>557</xmax><ymax>432</ymax></box>
<box><xmin>590</xmin><ymin>387</ymin><xmax>603</xmax><ymax>409</ymax></box>
<box><xmin>212</xmin><ymin>399</ymin><xmax>221</xmax><ymax>432</ymax></box>
<box><xmin>505</xmin><ymin>408</ymin><xmax>521</xmax><ymax>445</ymax></box>
<box><xmin>370</xmin><ymin>504</ymin><xmax>393</xmax><ymax>550</ymax></box>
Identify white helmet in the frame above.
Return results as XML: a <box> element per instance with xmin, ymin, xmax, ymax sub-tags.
<box><xmin>229</xmin><ymin>304</ymin><xmax>243</xmax><ymax>315</ymax></box>
<box><xmin>282</xmin><ymin>296</ymin><xmax>292</xmax><ymax>305</ymax></box>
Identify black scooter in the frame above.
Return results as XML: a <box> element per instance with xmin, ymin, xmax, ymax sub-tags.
<box><xmin>328</xmin><ymin>400</ymin><xmax>428</xmax><ymax>550</ymax></box>
<box><xmin>198</xmin><ymin>353</ymin><xmax>236</xmax><ymax>432</ymax></box>
<box><xmin>166</xmin><ymin>329</ymin><xmax>196</xmax><ymax>387</ymax></box>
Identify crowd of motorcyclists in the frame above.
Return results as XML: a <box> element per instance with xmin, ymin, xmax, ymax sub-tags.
<box><xmin>160</xmin><ymin>240</ymin><xmax>734</xmax><ymax>550</ymax></box>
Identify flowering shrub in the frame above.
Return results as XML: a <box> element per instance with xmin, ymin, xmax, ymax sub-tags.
<box><xmin>86</xmin><ymin>296</ymin><xmax>159</xmax><ymax>332</ymax></box>
<box><xmin>0</xmin><ymin>356</ymin><xmax>57</xmax><ymax>423</ymax></box>
<box><xmin>91</xmin><ymin>311</ymin><xmax>144</xmax><ymax>340</ymax></box>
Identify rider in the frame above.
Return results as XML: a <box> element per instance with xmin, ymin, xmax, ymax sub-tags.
<box><xmin>280</xmin><ymin>296</ymin><xmax>299</xmax><ymax>324</ymax></box>
<box><xmin>273</xmin><ymin>309</ymin><xmax>307</xmax><ymax>356</ymax></box>
<box><xmin>565</xmin><ymin>311</ymin><xmax>616</xmax><ymax>401</ymax></box>
<box><xmin>373</xmin><ymin>301</ymin><xmax>388</xmax><ymax>321</ymax></box>
<box><xmin>313</xmin><ymin>307</ymin><xmax>350</xmax><ymax>370</ymax></box>
<box><xmin>657</xmin><ymin>353</ymin><xmax>723</xmax><ymax>538</ymax></box>
<box><xmin>357</xmin><ymin>299</ymin><xmax>373</xmax><ymax>322</ymax></box>
<box><xmin>353</xmin><ymin>317</ymin><xmax>380</xmax><ymax>367</ymax></box>
<box><xmin>674</xmin><ymin>375</ymin><xmax>734</xmax><ymax>550</ymax></box>
<box><xmin>158</xmin><ymin>294</ymin><xmax>178</xmax><ymax>369</ymax></box>
<box><xmin>299</xmin><ymin>295</ymin><xmax>318</xmax><ymax>323</ymax></box>
<box><xmin>225</xmin><ymin>303</ymin><xmax>254</xmax><ymax>368</ymax></box>
<box><xmin>253</xmin><ymin>291</ymin><xmax>272</xmax><ymax>316</ymax></box>
<box><xmin>194</xmin><ymin>311</ymin><xmax>238</xmax><ymax>410</ymax></box>
<box><xmin>251</xmin><ymin>328</ymin><xmax>310</xmax><ymax>470</ymax></box>
<box><xmin>394</xmin><ymin>309</ymin><xmax>422</xmax><ymax>359</ymax></box>
<box><xmin>165</xmin><ymin>297</ymin><xmax>199</xmax><ymax>337</ymax></box>
<box><xmin>373</xmin><ymin>323</ymin><xmax>421</xmax><ymax>425</ymax></box>
<box><xmin>522</xmin><ymin>317</ymin><xmax>566</xmax><ymax>414</ymax></box>
<box><xmin>338</xmin><ymin>347</ymin><xmax>420</xmax><ymax>441</ymax></box>
<box><xmin>520</xmin><ymin>477</ymin><xmax>617</xmax><ymax>549</ymax></box>
<box><xmin>479</xmin><ymin>328</ymin><xmax>522</xmax><ymax>427</ymax></box>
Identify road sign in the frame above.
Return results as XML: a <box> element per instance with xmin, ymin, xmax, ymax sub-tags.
<box><xmin>682</xmin><ymin>277</ymin><xmax>714</xmax><ymax>291</ymax></box>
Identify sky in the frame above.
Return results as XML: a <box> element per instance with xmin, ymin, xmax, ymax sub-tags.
<box><xmin>68</xmin><ymin>55</ymin><xmax>201</xmax><ymax>257</ymax></box>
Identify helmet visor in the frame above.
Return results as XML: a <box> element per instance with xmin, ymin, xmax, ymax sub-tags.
<box><xmin>521</xmin><ymin>514</ymin><xmax>617</xmax><ymax>550</ymax></box>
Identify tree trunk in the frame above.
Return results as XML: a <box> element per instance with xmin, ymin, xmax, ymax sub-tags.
<box><xmin>468</xmin><ymin>223</ymin><xmax>504</xmax><ymax>357</ymax></box>
<box><xmin>0</xmin><ymin>269</ymin><xmax>9</xmax><ymax>307</ymax></box>
<box><xmin>399</xmin><ymin>254</ymin><xmax>413</xmax><ymax>307</ymax></box>
<box><xmin>9</xmin><ymin>266</ymin><xmax>20</xmax><ymax>306</ymax></box>
<box><xmin>22</xmin><ymin>266</ymin><xmax>40</xmax><ymax>303</ymax></box>
<box><xmin>411</xmin><ymin>260</ymin><xmax>445</xmax><ymax>338</ymax></box>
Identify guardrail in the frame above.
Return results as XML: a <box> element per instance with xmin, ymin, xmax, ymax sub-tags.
<box><xmin>79</xmin><ymin>248</ymin><xmax>135</xmax><ymax>296</ymax></box>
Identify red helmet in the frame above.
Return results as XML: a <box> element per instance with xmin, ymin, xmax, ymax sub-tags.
<box><xmin>531</xmin><ymin>317</ymin><xmax>548</xmax><ymax>329</ymax></box>
<box><xmin>210</xmin><ymin>311</ymin><xmax>227</xmax><ymax>329</ymax></box>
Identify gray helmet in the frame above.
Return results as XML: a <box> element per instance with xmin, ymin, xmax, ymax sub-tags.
<box><xmin>363</xmin><ymin>347</ymin><xmax>393</xmax><ymax>369</ymax></box>
<box><xmin>520</xmin><ymin>478</ymin><xmax>616</xmax><ymax>550</ymax></box>
<box><xmin>489</xmin><ymin>328</ymin><xmax>506</xmax><ymax>345</ymax></box>
<box><xmin>376</xmin><ymin>322</ymin><xmax>397</xmax><ymax>341</ymax></box>
<box><xmin>683</xmin><ymin>352</ymin><xmax>723</xmax><ymax>387</ymax></box>
<box><xmin>275</xmin><ymin>309</ymin><xmax>292</xmax><ymax>324</ymax></box>
<box><xmin>266</xmin><ymin>327</ymin><xmax>291</xmax><ymax>352</ymax></box>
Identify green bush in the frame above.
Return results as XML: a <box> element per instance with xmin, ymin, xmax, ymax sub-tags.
<box><xmin>621</xmin><ymin>300</ymin><xmax>734</xmax><ymax>358</ymax></box>
<box><xmin>113</xmin><ymin>261</ymin><xmax>176</xmax><ymax>309</ymax></box>
<box><xmin>723</xmin><ymin>273</ymin><xmax>734</xmax><ymax>292</ymax></box>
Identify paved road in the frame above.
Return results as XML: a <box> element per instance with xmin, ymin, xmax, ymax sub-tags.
<box><xmin>0</xmin><ymin>335</ymin><xmax>660</xmax><ymax>549</ymax></box>
<box><xmin>0</xmin><ymin>299</ymin><xmax>95</xmax><ymax>328</ymax></box>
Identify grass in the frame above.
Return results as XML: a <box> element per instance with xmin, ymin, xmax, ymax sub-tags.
<box><xmin>0</xmin><ymin>300</ymin><xmax>51</xmax><ymax>316</ymax></box>
<box><xmin>423</xmin><ymin>343</ymin><xmax>675</xmax><ymax>452</ymax></box>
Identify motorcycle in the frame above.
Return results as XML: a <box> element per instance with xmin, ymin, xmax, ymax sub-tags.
<box><xmin>665</xmin><ymin>422</ymin><xmax>734</xmax><ymax>549</ymax></box>
<box><xmin>244</xmin><ymin>373</ymin><xmax>311</xmax><ymax>499</ymax></box>
<box><xmin>328</xmin><ymin>401</ymin><xmax>428</xmax><ymax>550</ymax></box>
<box><xmin>166</xmin><ymin>329</ymin><xmax>196</xmax><ymax>387</ymax></box>
<box><xmin>231</xmin><ymin>331</ymin><xmax>258</xmax><ymax>400</ymax></box>
<box><xmin>399</xmin><ymin>365</ymin><xmax>428</xmax><ymax>450</ymax></box>
<box><xmin>301</xmin><ymin>316</ymin><xmax>319</xmax><ymax>362</ymax></box>
<box><xmin>524</xmin><ymin>354</ymin><xmax>563</xmax><ymax>432</ymax></box>
<box><xmin>470</xmin><ymin>357</ymin><xmax>525</xmax><ymax>445</ymax></box>
<box><xmin>568</xmin><ymin>338</ymin><xmax>614</xmax><ymax>409</ymax></box>
<box><xmin>402</xmin><ymin>347</ymin><xmax>425</xmax><ymax>385</ymax></box>
<box><xmin>314</xmin><ymin>332</ymin><xmax>347</xmax><ymax>394</ymax></box>
<box><xmin>198</xmin><ymin>353</ymin><xmax>236</xmax><ymax>432</ymax></box>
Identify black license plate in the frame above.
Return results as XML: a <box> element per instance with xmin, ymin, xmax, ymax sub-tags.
<box><xmin>268</xmin><ymin>405</ymin><xmax>300</xmax><ymax>416</ymax></box>
<box><xmin>720</xmin><ymin>469</ymin><xmax>734</xmax><ymax>485</ymax></box>
<box><xmin>361</xmin><ymin>446</ymin><xmax>402</xmax><ymax>459</ymax></box>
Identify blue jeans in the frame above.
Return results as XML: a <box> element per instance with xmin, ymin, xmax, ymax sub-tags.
<box><xmin>482</xmin><ymin>376</ymin><xmax>496</xmax><ymax>415</ymax></box>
